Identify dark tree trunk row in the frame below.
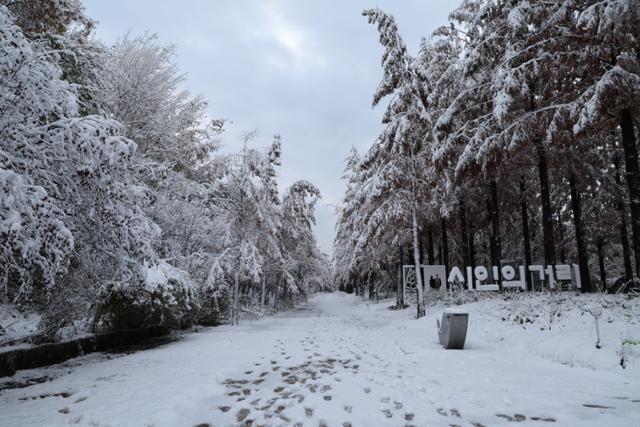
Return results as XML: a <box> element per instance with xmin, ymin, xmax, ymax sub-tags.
<box><xmin>441</xmin><ymin>218</ymin><xmax>449</xmax><ymax>273</ymax></box>
<box><xmin>597</xmin><ymin>239</ymin><xmax>606</xmax><ymax>292</ymax></box>
<box><xmin>536</xmin><ymin>139</ymin><xmax>556</xmax><ymax>267</ymax></box>
<box><xmin>397</xmin><ymin>246</ymin><xmax>404</xmax><ymax>307</ymax></box>
<box><xmin>459</xmin><ymin>202</ymin><xmax>470</xmax><ymax>267</ymax></box>
<box><xmin>569</xmin><ymin>174</ymin><xmax>592</xmax><ymax>292</ymax></box>
<box><xmin>468</xmin><ymin>226</ymin><xmax>476</xmax><ymax>269</ymax></box>
<box><xmin>488</xmin><ymin>178</ymin><xmax>502</xmax><ymax>289</ymax></box>
<box><xmin>427</xmin><ymin>225</ymin><xmax>435</xmax><ymax>265</ymax></box>
<box><xmin>557</xmin><ymin>206</ymin><xmax>566</xmax><ymax>264</ymax></box>
<box><xmin>520</xmin><ymin>176</ymin><xmax>533</xmax><ymax>290</ymax></box>
<box><xmin>614</xmin><ymin>152</ymin><xmax>634</xmax><ymax>281</ymax></box>
<box><xmin>620</xmin><ymin>108</ymin><xmax>640</xmax><ymax>277</ymax></box>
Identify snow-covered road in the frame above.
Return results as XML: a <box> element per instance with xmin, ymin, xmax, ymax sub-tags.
<box><xmin>1</xmin><ymin>292</ymin><xmax>639</xmax><ymax>426</ymax></box>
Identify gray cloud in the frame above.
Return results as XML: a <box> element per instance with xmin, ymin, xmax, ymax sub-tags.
<box><xmin>83</xmin><ymin>0</ymin><xmax>460</xmax><ymax>255</ymax></box>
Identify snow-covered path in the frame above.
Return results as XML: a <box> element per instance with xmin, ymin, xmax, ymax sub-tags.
<box><xmin>1</xmin><ymin>293</ymin><xmax>639</xmax><ymax>426</ymax></box>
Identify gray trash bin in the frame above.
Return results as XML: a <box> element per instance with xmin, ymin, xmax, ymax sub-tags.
<box><xmin>437</xmin><ymin>309</ymin><xmax>469</xmax><ymax>349</ymax></box>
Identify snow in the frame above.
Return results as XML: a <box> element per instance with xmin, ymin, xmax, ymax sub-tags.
<box><xmin>507</xmin><ymin>7</ymin><xmax>526</xmax><ymax>31</ymax></box>
<box><xmin>1</xmin><ymin>292</ymin><xmax>638</xmax><ymax>426</ymax></box>
<box><xmin>0</xmin><ymin>305</ymin><xmax>40</xmax><ymax>350</ymax></box>
<box><xmin>142</xmin><ymin>260</ymin><xmax>194</xmax><ymax>293</ymax></box>
<box><xmin>443</xmin><ymin>307</ymin><xmax>468</xmax><ymax>314</ymax></box>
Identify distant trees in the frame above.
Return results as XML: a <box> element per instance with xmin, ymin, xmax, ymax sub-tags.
<box><xmin>335</xmin><ymin>1</ymin><xmax>640</xmax><ymax>312</ymax></box>
<box><xmin>0</xmin><ymin>3</ymin><xmax>329</xmax><ymax>342</ymax></box>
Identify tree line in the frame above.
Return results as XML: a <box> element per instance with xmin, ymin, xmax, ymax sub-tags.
<box><xmin>0</xmin><ymin>0</ymin><xmax>330</xmax><ymax>342</ymax></box>
<box><xmin>334</xmin><ymin>0</ymin><xmax>639</xmax><ymax>317</ymax></box>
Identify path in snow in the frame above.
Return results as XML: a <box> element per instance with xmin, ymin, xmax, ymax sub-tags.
<box><xmin>1</xmin><ymin>292</ymin><xmax>639</xmax><ymax>426</ymax></box>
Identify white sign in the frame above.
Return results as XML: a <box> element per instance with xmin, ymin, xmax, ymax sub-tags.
<box><xmin>403</xmin><ymin>264</ymin><xmax>581</xmax><ymax>292</ymax></box>
<box><xmin>447</xmin><ymin>264</ymin><xmax>581</xmax><ymax>291</ymax></box>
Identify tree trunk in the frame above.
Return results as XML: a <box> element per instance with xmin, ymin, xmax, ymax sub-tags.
<box><xmin>488</xmin><ymin>179</ymin><xmax>502</xmax><ymax>289</ymax></box>
<box><xmin>537</xmin><ymin>139</ymin><xmax>556</xmax><ymax>267</ymax></box>
<box><xmin>400</xmin><ymin>254</ymin><xmax>405</xmax><ymax>306</ymax></box>
<box><xmin>621</xmin><ymin>108</ymin><xmax>640</xmax><ymax>277</ymax></box>
<box><xmin>597</xmin><ymin>239</ymin><xmax>606</xmax><ymax>292</ymax></box>
<box><xmin>427</xmin><ymin>224</ymin><xmax>435</xmax><ymax>264</ymax></box>
<box><xmin>569</xmin><ymin>173</ymin><xmax>592</xmax><ymax>292</ymax></box>
<box><xmin>441</xmin><ymin>217</ymin><xmax>449</xmax><ymax>274</ymax></box>
<box><xmin>520</xmin><ymin>176</ymin><xmax>533</xmax><ymax>291</ymax></box>
<box><xmin>459</xmin><ymin>202</ymin><xmax>469</xmax><ymax>268</ymax></box>
<box><xmin>558</xmin><ymin>206</ymin><xmax>566</xmax><ymax>264</ymax></box>
<box><xmin>397</xmin><ymin>246</ymin><xmax>404</xmax><ymax>307</ymax></box>
<box><xmin>260</xmin><ymin>275</ymin><xmax>267</xmax><ymax>306</ymax></box>
<box><xmin>614</xmin><ymin>153</ymin><xmax>633</xmax><ymax>280</ymax></box>
<box><xmin>233</xmin><ymin>271</ymin><xmax>240</xmax><ymax>325</ymax></box>
<box><xmin>468</xmin><ymin>225</ymin><xmax>476</xmax><ymax>269</ymax></box>
<box><xmin>417</xmin><ymin>237</ymin><xmax>424</xmax><ymax>293</ymax></box>
<box><xmin>413</xmin><ymin>209</ymin><xmax>425</xmax><ymax>318</ymax></box>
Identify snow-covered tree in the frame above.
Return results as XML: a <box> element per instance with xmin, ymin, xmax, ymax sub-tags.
<box><xmin>360</xmin><ymin>8</ymin><xmax>436</xmax><ymax>317</ymax></box>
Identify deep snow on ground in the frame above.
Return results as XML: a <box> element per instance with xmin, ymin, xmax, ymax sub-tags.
<box><xmin>1</xmin><ymin>292</ymin><xmax>639</xmax><ymax>427</ymax></box>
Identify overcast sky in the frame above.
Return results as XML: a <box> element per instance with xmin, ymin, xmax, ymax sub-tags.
<box><xmin>83</xmin><ymin>0</ymin><xmax>460</xmax><ymax>255</ymax></box>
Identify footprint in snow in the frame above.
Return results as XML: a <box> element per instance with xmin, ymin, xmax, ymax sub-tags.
<box><xmin>583</xmin><ymin>404</ymin><xmax>614</xmax><ymax>409</ymax></box>
<box><xmin>235</xmin><ymin>408</ymin><xmax>250</xmax><ymax>422</ymax></box>
<box><xmin>496</xmin><ymin>413</ymin><xmax>526</xmax><ymax>422</ymax></box>
<box><xmin>530</xmin><ymin>416</ymin><xmax>556</xmax><ymax>422</ymax></box>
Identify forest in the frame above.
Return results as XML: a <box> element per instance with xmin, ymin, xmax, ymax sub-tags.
<box><xmin>334</xmin><ymin>0</ymin><xmax>640</xmax><ymax>317</ymax></box>
<box><xmin>0</xmin><ymin>0</ymin><xmax>331</xmax><ymax>344</ymax></box>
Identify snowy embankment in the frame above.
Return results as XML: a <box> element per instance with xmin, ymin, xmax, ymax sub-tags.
<box><xmin>0</xmin><ymin>292</ymin><xmax>639</xmax><ymax>427</ymax></box>
<box><xmin>0</xmin><ymin>305</ymin><xmax>41</xmax><ymax>351</ymax></box>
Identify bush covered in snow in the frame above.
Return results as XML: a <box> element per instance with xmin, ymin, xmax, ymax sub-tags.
<box><xmin>95</xmin><ymin>261</ymin><xmax>195</xmax><ymax>331</ymax></box>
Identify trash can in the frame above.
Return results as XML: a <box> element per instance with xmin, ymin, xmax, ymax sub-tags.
<box><xmin>437</xmin><ymin>309</ymin><xmax>469</xmax><ymax>350</ymax></box>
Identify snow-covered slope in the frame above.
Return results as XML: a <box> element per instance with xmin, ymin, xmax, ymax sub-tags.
<box><xmin>0</xmin><ymin>292</ymin><xmax>638</xmax><ymax>426</ymax></box>
<box><xmin>0</xmin><ymin>305</ymin><xmax>40</xmax><ymax>350</ymax></box>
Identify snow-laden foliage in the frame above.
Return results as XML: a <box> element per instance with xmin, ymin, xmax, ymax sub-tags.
<box><xmin>1</xmin><ymin>3</ymin><xmax>329</xmax><ymax>341</ymax></box>
<box><xmin>94</xmin><ymin>33</ymin><xmax>219</xmax><ymax>171</ymax></box>
<box><xmin>336</xmin><ymin>1</ymin><xmax>640</xmax><ymax>305</ymax></box>
<box><xmin>1</xmin><ymin>7</ymin><xmax>146</xmax><ymax>307</ymax></box>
